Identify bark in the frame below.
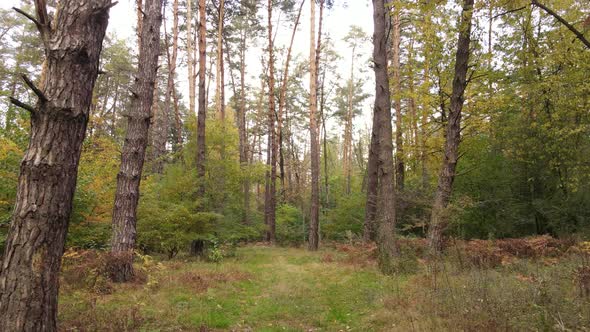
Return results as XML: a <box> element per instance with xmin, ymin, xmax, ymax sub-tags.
<box><xmin>308</xmin><ymin>0</ymin><xmax>320</xmax><ymax>251</ymax></box>
<box><xmin>391</xmin><ymin>4</ymin><xmax>404</xmax><ymax>191</ymax></box>
<box><xmin>196</xmin><ymin>0</ymin><xmax>207</xmax><ymax>197</ymax></box>
<box><xmin>111</xmin><ymin>0</ymin><xmax>163</xmax><ymax>282</ymax></box>
<box><xmin>264</xmin><ymin>0</ymin><xmax>277</xmax><ymax>242</ymax></box>
<box><xmin>363</xmin><ymin>117</ymin><xmax>379</xmax><ymax>242</ymax></box>
<box><xmin>428</xmin><ymin>0</ymin><xmax>474</xmax><ymax>253</ymax></box>
<box><xmin>0</xmin><ymin>1</ymin><xmax>112</xmax><ymax>330</ymax></box>
<box><xmin>373</xmin><ymin>0</ymin><xmax>398</xmax><ymax>273</ymax></box>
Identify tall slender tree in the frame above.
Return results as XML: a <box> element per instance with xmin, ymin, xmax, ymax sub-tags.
<box><xmin>265</xmin><ymin>0</ymin><xmax>277</xmax><ymax>242</ymax></box>
<box><xmin>111</xmin><ymin>0</ymin><xmax>163</xmax><ymax>282</ymax></box>
<box><xmin>196</xmin><ymin>0</ymin><xmax>207</xmax><ymax>197</ymax></box>
<box><xmin>187</xmin><ymin>0</ymin><xmax>197</xmax><ymax>117</ymax></box>
<box><xmin>372</xmin><ymin>0</ymin><xmax>399</xmax><ymax>273</ymax></box>
<box><xmin>278</xmin><ymin>0</ymin><xmax>306</xmax><ymax>199</ymax></box>
<box><xmin>391</xmin><ymin>3</ymin><xmax>404</xmax><ymax>191</ymax></box>
<box><xmin>308</xmin><ymin>0</ymin><xmax>321</xmax><ymax>250</ymax></box>
<box><xmin>428</xmin><ymin>0</ymin><xmax>474</xmax><ymax>253</ymax></box>
<box><xmin>0</xmin><ymin>0</ymin><xmax>114</xmax><ymax>329</ymax></box>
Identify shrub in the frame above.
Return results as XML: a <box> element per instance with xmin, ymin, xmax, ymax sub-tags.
<box><xmin>66</xmin><ymin>221</ymin><xmax>111</xmax><ymax>250</ymax></box>
<box><xmin>137</xmin><ymin>203</ymin><xmax>221</xmax><ymax>257</ymax></box>
<box><xmin>275</xmin><ymin>204</ymin><xmax>304</xmax><ymax>245</ymax></box>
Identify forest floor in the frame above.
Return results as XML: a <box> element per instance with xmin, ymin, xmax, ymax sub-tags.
<box><xmin>58</xmin><ymin>241</ymin><xmax>590</xmax><ymax>331</ymax></box>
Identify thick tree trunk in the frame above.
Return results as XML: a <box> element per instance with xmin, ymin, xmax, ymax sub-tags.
<box><xmin>373</xmin><ymin>0</ymin><xmax>399</xmax><ymax>273</ymax></box>
<box><xmin>265</xmin><ymin>0</ymin><xmax>277</xmax><ymax>242</ymax></box>
<box><xmin>111</xmin><ymin>0</ymin><xmax>163</xmax><ymax>282</ymax></box>
<box><xmin>308</xmin><ymin>0</ymin><xmax>320</xmax><ymax>251</ymax></box>
<box><xmin>428</xmin><ymin>0</ymin><xmax>474</xmax><ymax>253</ymax></box>
<box><xmin>196</xmin><ymin>0</ymin><xmax>207</xmax><ymax>197</ymax></box>
<box><xmin>391</xmin><ymin>5</ymin><xmax>404</xmax><ymax>191</ymax></box>
<box><xmin>0</xmin><ymin>1</ymin><xmax>112</xmax><ymax>330</ymax></box>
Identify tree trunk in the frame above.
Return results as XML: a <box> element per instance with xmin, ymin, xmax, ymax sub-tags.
<box><xmin>419</xmin><ymin>8</ymin><xmax>433</xmax><ymax>191</ymax></box>
<box><xmin>264</xmin><ymin>0</ymin><xmax>277</xmax><ymax>242</ymax></box>
<box><xmin>278</xmin><ymin>0</ymin><xmax>306</xmax><ymax>200</ymax></box>
<box><xmin>391</xmin><ymin>4</ymin><xmax>404</xmax><ymax>191</ymax></box>
<box><xmin>215</xmin><ymin>0</ymin><xmax>225</xmax><ymax>123</ymax></box>
<box><xmin>428</xmin><ymin>0</ymin><xmax>474</xmax><ymax>253</ymax></box>
<box><xmin>364</xmin><ymin>112</ymin><xmax>380</xmax><ymax>241</ymax></box>
<box><xmin>238</xmin><ymin>24</ymin><xmax>250</xmax><ymax>224</ymax></box>
<box><xmin>187</xmin><ymin>0</ymin><xmax>196</xmax><ymax>117</ymax></box>
<box><xmin>154</xmin><ymin>0</ymin><xmax>181</xmax><ymax>172</ymax></box>
<box><xmin>373</xmin><ymin>0</ymin><xmax>398</xmax><ymax>273</ymax></box>
<box><xmin>196</xmin><ymin>0</ymin><xmax>207</xmax><ymax>197</ymax></box>
<box><xmin>0</xmin><ymin>1</ymin><xmax>112</xmax><ymax>330</ymax></box>
<box><xmin>111</xmin><ymin>0</ymin><xmax>163</xmax><ymax>282</ymax></box>
<box><xmin>308</xmin><ymin>0</ymin><xmax>320</xmax><ymax>251</ymax></box>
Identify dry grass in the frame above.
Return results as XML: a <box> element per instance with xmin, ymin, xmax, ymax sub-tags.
<box><xmin>57</xmin><ymin>240</ymin><xmax>590</xmax><ymax>331</ymax></box>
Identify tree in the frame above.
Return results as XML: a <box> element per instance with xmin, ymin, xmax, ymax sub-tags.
<box><xmin>308</xmin><ymin>0</ymin><xmax>320</xmax><ymax>250</ymax></box>
<box><xmin>278</xmin><ymin>0</ymin><xmax>306</xmax><ymax>199</ymax></box>
<box><xmin>265</xmin><ymin>0</ymin><xmax>278</xmax><ymax>242</ymax></box>
<box><xmin>391</xmin><ymin>2</ymin><xmax>404</xmax><ymax>191</ymax></box>
<box><xmin>153</xmin><ymin>0</ymin><xmax>182</xmax><ymax>173</ymax></box>
<box><xmin>0</xmin><ymin>0</ymin><xmax>114</xmax><ymax>329</ymax></box>
<box><xmin>372</xmin><ymin>0</ymin><xmax>398</xmax><ymax>273</ymax></box>
<box><xmin>111</xmin><ymin>0</ymin><xmax>163</xmax><ymax>282</ymax></box>
<box><xmin>342</xmin><ymin>25</ymin><xmax>368</xmax><ymax>195</ymax></box>
<box><xmin>196</xmin><ymin>0</ymin><xmax>207</xmax><ymax>197</ymax></box>
<box><xmin>427</xmin><ymin>0</ymin><xmax>474</xmax><ymax>253</ymax></box>
<box><xmin>187</xmin><ymin>0</ymin><xmax>197</xmax><ymax>118</ymax></box>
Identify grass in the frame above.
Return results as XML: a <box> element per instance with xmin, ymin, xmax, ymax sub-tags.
<box><xmin>58</xmin><ymin>243</ymin><xmax>590</xmax><ymax>331</ymax></box>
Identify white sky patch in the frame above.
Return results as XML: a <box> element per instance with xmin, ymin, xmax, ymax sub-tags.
<box><xmin>1</xmin><ymin>0</ymin><xmax>376</xmax><ymax>138</ymax></box>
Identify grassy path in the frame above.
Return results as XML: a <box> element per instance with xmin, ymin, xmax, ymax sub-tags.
<box><xmin>59</xmin><ymin>246</ymin><xmax>412</xmax><ymax>331</ymax></box>
<box><xmin>58</xmin><ymin>245</ymin><xmax>590</xmax><ymax>331</ymax></box>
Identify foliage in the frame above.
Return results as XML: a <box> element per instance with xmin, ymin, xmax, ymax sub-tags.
<box><xmin>275</xmin><ymin>204</ymin><xmax>304</xmax><ymax>245</ymax></box>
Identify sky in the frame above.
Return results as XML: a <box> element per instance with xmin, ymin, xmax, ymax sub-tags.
<box><xmin>1</xmin><ymin>0</ymin><xmax>377</xmax><ymax>134</ymax></box>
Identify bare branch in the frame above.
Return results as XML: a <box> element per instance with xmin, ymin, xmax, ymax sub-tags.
<box><xmin>21</xmin><ymin>74</ymin><xmax>48</xmax><ymax>102</ymax></box>
<box><xmin>492</xmin><ymin>6</ymin><xmax>527</xmax><ymax>20</ymax></box>
<box><xmin>9</xmin><ymin>97</ymin><xmax>36</xmax><ymax>114</ymax></box>
<box><xmin>531</xmin><ymin>0</ymin><xmax>590</xmax><ymax>49</ymax></box>
<box><xmin>12</xmin><ymin>7</ymin><xmax>42</xmax><ymax>32</ymax></box>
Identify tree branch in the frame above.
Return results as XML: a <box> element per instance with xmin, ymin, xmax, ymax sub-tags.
<box><xmin>21</xmin><ymin>74</ymin><xmax>48</xmax><ymax>102</ymax></box>
<box><xmin>532</xmin><ymin>0</ymin><xmax>590</xmax><ymax>49</ymax></box>
<box><xmin>492</xmin><ymin>6</ymin><xmax>527</xmax><ymax>20</ymax></box>
<box><xmin>12</xmin><ymin>7</ymin><xmax>42</xmax><ymax>33</ymax></box>
<box><xmin>9</xmin><ymin>97</ymin><xmax>36</xmax><ymax>114</ymax></box>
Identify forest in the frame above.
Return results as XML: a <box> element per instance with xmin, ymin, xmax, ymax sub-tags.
<box><xmin>0</xmin><ymin>0</ymin><xmax>589</xmax><ymax>330</ymax></box>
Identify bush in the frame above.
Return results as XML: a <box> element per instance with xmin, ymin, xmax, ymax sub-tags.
<box><xmin>67</xmin><ymin>221</ymin><xmax>111</xmax><ymax>250</ymax></box>
<box><xmin>323</xmin><ymin>193</ymin><xmax>365</xmax><ymax>241</ymax></box>
<box><xmin>137</xmin><ymin>203</ymin><xmax>221</xmax><ymax>258</ymax></box>
<box><xmin>276</xmin><ymin>204</ymin><xmax>304</xmax><ymax>245</ymax></box>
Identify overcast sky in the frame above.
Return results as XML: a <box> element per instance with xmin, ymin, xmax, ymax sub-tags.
<box><xmin>1</xmin><ymin>0</ymin><xmax>376</xmax><ymax>134</ymax></box>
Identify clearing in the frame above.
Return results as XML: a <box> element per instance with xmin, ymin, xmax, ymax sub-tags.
<box><xmin>59</xmin><ymin>243</ymin><xmax>590</xmax><ymax>331</ymax></box>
